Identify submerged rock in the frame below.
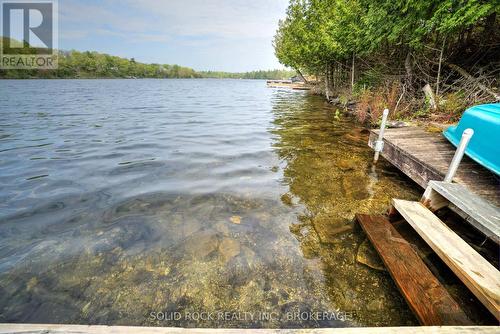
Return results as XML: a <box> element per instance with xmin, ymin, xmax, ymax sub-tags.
<box><xmin>356</xmin><ymin>238</ymin><xmax>386</xmax><ymax>271</ymax></box>
<box><xmin>299</xmin><ymin>230</ymin><xmax>320</xmax><ymax>259</ymax></box>
<box><xmin>240</xmin><ymin>245</ymin><xmax>259</xmax><ymax>269</ymax></box>
<box><xmin>254</xmin><ymin>211</ymin><xmax>272</xmax><ymax>228</ymax></box>
<box><xmin>181</xmin><ymin>218</ymin><xmax>203</xmax><ymax>238</ymax></box>
<box><xmin>343</xmin><ymin>128</ymin><xmax>368</xmax><ymax>144</ymax></box>
<box><xmin>81</xmin><ymin>301</ymin><xmax>91</xmax><ymax>317</ymax></box>
<box><xmin>367</xmin><ymin>298</ymin><xmax>385</xmax><ymax>311</ymax></box>
<box><xmin>184</xmin><ymin>230</ymin><xmax>218</xmax><ymax>259</ymax></box>
<box><xmin>214</xmin><ymin>221</ymin><xmax>230</xmax><ymax>236</ymax></box>
<box><xmin>312</xmin><ymin>214</ymin><xmax>353</xmax><ymax>243</ymax></box>
<box><xmin>26</xmin><ymin>277</ymin><xmax>38</xmax><ymax>292</ymax></box>
<box><xmin>335</xmin><ymin>159</ymin><xmax>359</xmax><ymax>171</ymax></box>
<box><xmin>280</xmin><ymin>193</ymin><xmax>293</xmax><ymax>206</ymax></box>
<box><xmin>341</xmin><ymin>172</ymin><xmax>370</xmax><ymax>200</ymax></box>
<box><xmin>218</xmin><ymin>237</ymin><xmax>240</xmax><ymax>263</ymax></box>
<box><xmin>229</xmin><ymin>216</ymin><xmax>241</xmax><ymax>224</ymax></box>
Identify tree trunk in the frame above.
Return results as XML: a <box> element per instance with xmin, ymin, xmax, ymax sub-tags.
<box><xmin>447</xmin><ymin>63</ymin><xmax>500</xmax><ymax>101</ymax></box>
<box><xmin>296</xmin><ymin>69</ymin><xmax>308</xmax><ymax>83</ymax></box>
<box><xmin>405</xmin><ymin>51</ymin><xmax>413</xmax><ymax>89</ymax></box>
<box><xmin>325</xmin><ymin>64</ymin><xmax>331</xmax><ymax>101</ymax></box>
<box><xmin>435</xmin><ymin>37</ymin><xmax>446</xmax><ymax>97</ymax></box>
<box><xmin>331</xmin><ymin>63</ymin><xmax>336</xmax><ymax>90</ymax></box>
<box><xmin>423</xmin><ymin>83</ymin><xmax>437</xmax><ymax>110</ymax></box>
<box><xmin>351</xmin><ymin>52</ymin><xmax>355</xmax><ymax>92</ymax></box>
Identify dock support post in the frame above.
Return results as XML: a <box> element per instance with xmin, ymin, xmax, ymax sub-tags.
<box><xmin>443</xmin><ymin>128</ymin><xmax>474</xmax><ymax>183</ymax></box>
<box><xmin>373</xmin><ymin>109</ymin><xmax>389</xmax><ymax>164</ymax></box>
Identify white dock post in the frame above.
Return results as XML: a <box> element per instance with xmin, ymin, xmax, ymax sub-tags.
<box><xmin>373</xmin><ymin>108</ymin><xmax>389</xmax><ymax>164</ymax></box>
<box><xmin>443</xmin><ymin>128</ymin><xmax>474</xmax><ymax>183</ymax></box>
<box><xmin>422</xmin><ymin>128</ymin><xmax>474</xmax><ymax>205</ymax></box>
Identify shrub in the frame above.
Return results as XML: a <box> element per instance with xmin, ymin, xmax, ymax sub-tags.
<box><xmin>438</xmin><ymin>92</ymin><xmax>467</xmax><ymax>123</ymax></box>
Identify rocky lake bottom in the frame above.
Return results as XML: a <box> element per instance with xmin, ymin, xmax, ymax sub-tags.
<box><xmin>3</xmin><ymin>79</ymin><xmax>491</xmax><ymax>327</ymax></box>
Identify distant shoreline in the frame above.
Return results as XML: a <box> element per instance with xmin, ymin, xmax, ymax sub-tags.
<box><xmin>0</xmin><ymin>77</ymin><xmax>273</xmax><ymax>80</ymax></box>
<box><xmin>0</xmin><ymin>39</ymin><xmax>295</xmax><ymax>81</ymax></box>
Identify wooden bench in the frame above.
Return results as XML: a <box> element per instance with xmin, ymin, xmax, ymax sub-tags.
<box><xmin>356</xmin><ymin>214</ymin><xmax>471</xmax><ymax>325</ymax></box>
<box><xmin>391</xmin><ymin>199</ymin><xmax>500</xmax><ymax>321</ymax></box>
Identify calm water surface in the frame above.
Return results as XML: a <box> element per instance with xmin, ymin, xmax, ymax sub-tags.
<box><xmin>0</xmin><ymin>79</ymin><xmax>420</xmax><ymax>327</ymax></box>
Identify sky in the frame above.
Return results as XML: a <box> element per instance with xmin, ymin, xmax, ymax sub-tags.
<box><xmin>58</xmin><ymin>0</ymin><xmax>290</xmax><ymax>72</ymax></box>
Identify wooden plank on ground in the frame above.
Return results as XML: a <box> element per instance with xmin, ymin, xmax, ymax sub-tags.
<box><xmin>428</xmin><ymin>181</ymin><xmax>500</xmax><ymax>244</ymax></box>
<box><xmin>355</xmin><ymin>214</ymin><xmax>471</xmax><ymax>325</ymax></box>
<box><xmin>1</xmin><ymin>324</ymin><xmax>499</xmax><ymax>334</ymax></box>
<box><xmin>391</xmin><ymin>199</ymin><xmax>500</xmax><ymax>321</ymax></box>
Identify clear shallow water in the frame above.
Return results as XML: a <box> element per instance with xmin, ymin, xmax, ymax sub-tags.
<box><xmin>0</xmin><ymin>79</ymin><xmax>421</xmax><ymax>327</ymax></box>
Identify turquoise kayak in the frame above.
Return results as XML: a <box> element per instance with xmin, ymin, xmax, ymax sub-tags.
<box><xmin>443</xmin><ymin>103</ymin><xmax>500</xmax><ymax>176</ymax></box>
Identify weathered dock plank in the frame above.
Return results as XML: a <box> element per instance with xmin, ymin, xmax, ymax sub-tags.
<box><xmin>424</xmin><ymin>181</ymin><xmax>500</xmax><ymax>244</ymax></box>
<box><xmin>355</xmin><ymin>214</ymin><xmax>472</xmax><ymax>326</ymax></box>
<box><xmin>391</xmin><ymin>199</ymin><xmax>500</xmax><ymax>321</ymax></box>
<box><xmin>368</xmin><ymin>127</ymin><xmax>500</xmax><ymax>206</ymax></box>
<box><xmin>1</xmin><ymin>324</ymin><xmax>499</xmax><ymax>333</ymax></box>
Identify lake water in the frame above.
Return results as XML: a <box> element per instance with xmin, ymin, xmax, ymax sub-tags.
<box><xmin>0</xmin><ymin>79</ymin><xmax>421</xmax><ymax>327</ymax></box>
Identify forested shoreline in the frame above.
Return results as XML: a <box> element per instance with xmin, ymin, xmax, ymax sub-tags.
<box><xmin>0</xmin><ymin>38</ymin><xmax>294</xmax><ymax>80</ymax></box>
<box><xmin>200</xmin><ymin>69</ymin><xmax>296</xmax><ymax>80</ymax></box>
<box><xmin>274</xmin><ymin>0</ymin><xmax>500</xmax><ymax>123</ymax></box>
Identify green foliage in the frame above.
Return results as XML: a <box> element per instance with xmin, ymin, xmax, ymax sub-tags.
<box><xmin>431</xmin><ymin>0</ymin><xmax>498</xmax><ymax>34</ymax></box>
<box><xmin>355</xmin><ymin>66</ymin><xmax>384</xmax><ymax>90</ymax></box>
<box><xmin>439</xmin><ymin>92</ymin><xmax>468</xmax><ymax>121</ymax></box>
<box><xmin>275</xmin><ymin>0</ymin><xmax>499</xmax><ymax>122</ymax></box>
<box><xmin>412</xmin><ymin>108</ymin><xmax>430</xmax><ymax>119</ymax></box>
<box><xmin>274</xmin><ymin>0</ymin><xmax>366</xmax><ymax>72</ymax></box>
<box><xmin>0</xmin><ymin>38</ymin><xmax>296</xmax><ymax>80</ymax></box>
<box><xmin>199</xmin><ymin>69</ymin><xmax>296</xmax><ymax>80</ymax></box>
<box><xmin>334</xmin><ymin>109</ymin><xmax>342</xmax><ymax>120</ymax></box>
<box><xmin>274</xmin><ymin>0</ymin><xmax>499</xmax><ymax>69</ymax></box>
<box><xmin>0</xmin><ymin>43</ymin><xmax>201</xmax><ymax>79</ymax></box>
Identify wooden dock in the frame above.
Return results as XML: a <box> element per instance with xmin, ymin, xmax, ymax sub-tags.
<box><xmin>359</xmin><ymin>125</ymin><xmax>500</xmax><ymax>325</ymax></box>
<box><xmin>423</xmin><ymin>180</ymin><xmax>500</xmax><ymax>244</ymax></box>
<box><xmin>368</xmin><ymin>127</ymin><xmax>500</xmax><ymax>206</ymax></box>
<box><xmin>266</xmin><ymin>80</ymin><xmax>311</xmax><ymax>90</ymax></box>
